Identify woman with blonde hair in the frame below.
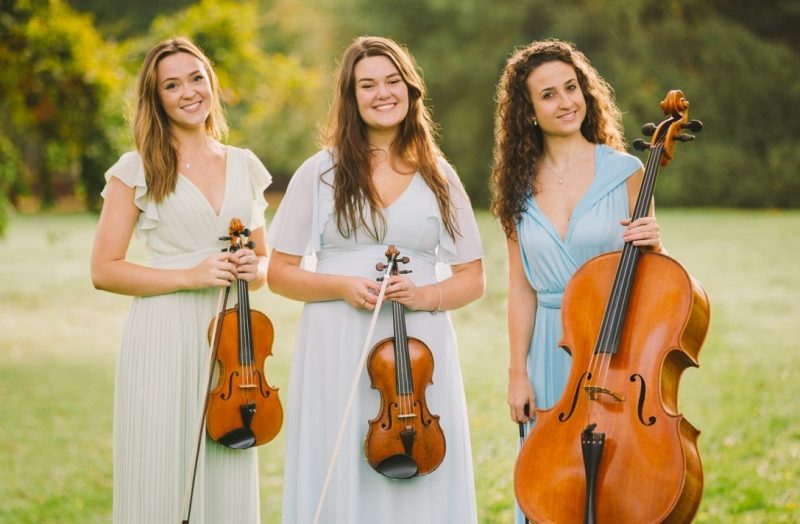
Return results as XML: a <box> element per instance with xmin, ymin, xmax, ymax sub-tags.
<box><xmin>268</xmin><ymin>35</ymin><xmax>483</xmax><ymax>523</ymax></box>
<box><xmin>91</xmin><ymin>37</ymin><xmax>271</xmax><ymax>522</ymax></box>
<box><xmin>490</xmin><ymin>39</ymin><xmax>664</xmax><ymax>522</ymax></box>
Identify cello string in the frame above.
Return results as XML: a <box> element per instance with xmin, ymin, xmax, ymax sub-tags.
<box><xmin>587</xmin><ymin>140</ymin><xmax>661</xmax><ymax>417</ymax></box>
<box><xmin>311</xmin><ymin>256</ymin><xmax>394</xmax><ymax>524</ymax></box>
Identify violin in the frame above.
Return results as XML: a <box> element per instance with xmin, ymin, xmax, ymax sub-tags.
<box><xmin>182</xmin><ymin>218</ymin><xmax>283</xmax><ymax>523</ymax></box>
<box><xmin>514</xmin><ymin>91</ymin><xmax>710</xmax><ymax>523</ymax></box>
<box><xmin>206</xmin><ymin>218</ymin><xmax>283</xmax><ymax>448</ymax></box>
<box><xmin>364</xmin><ymin>245</ymin><xmax>446</xmax><ymax>479</ymax></box>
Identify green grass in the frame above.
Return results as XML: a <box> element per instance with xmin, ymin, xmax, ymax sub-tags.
<box><xmin>1</xmin><ymin>209</ymin><xmax>798</xmax><ymax>523</ymax></box>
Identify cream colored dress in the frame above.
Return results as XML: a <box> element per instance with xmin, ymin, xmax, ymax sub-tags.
<box><xmin>101</xmin><ymin>146</ymin><xmax>271</xmax><ymax>524</ymax></box>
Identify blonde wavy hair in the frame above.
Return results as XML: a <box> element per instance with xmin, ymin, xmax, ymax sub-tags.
<box><xmin>133</xmin><ymin>37</ymin><xmax>228</xmax><ymax>202</ymax></box>
<box><xmin>491</xmin><ymin>39</ymin><xmax>625</xmax><ymax>238</ymax></box>
<box><xmin>324</xmin><ymin>36</ymin><xmax>459</xmax><ymax>241</ymax></box>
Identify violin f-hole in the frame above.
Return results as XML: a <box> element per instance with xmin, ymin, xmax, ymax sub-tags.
<box><xmin>630</xmin><ymin>374</ymin><xmax>656</xmax><ymax>426</ymax></box>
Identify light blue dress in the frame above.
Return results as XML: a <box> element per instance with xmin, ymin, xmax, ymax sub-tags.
<box><xmin>268</xmin><ymin>150</ymin><xmax>483</xmax><ymax>524</ymax></box>
<box><xmin>515</xmin><ymin>144</ymin><xmax>642</xmax><ymax>523</ymax></box>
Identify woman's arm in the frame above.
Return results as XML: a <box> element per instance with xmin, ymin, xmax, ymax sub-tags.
<box><xmin>382</xmin><ymin>258</ymin><xmax>485</xmax><ymax>313</ymax></box>
<box><xmin>267</xmin><ymin>249</ymin><xmax>382</xmax><ymax>309</ymax></box>
<box><xmin>90</xmin><ymin>177</ymin><xmax>237</xmax><ymax>296</ymax></box>
<box><xmin>506</xmin><ymin>237</ymin><xmax>537</xmax><ymax>423</ymax></box>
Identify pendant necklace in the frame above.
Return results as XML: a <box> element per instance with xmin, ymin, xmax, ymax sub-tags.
<box><xmin>541</xmin><ymin>148</ymin><xmax>587</xmax><ymax>185</ymax></box>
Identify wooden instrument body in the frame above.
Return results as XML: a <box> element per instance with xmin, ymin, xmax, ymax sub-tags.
<box><xmin>365</xmin><ymin>334</ymin><xmax>446</xmax><ymax>476</ymax></box>
<box><xmin>206</xmin><ymin>298</ymin><xmax>283</xmax><ymax>448</ymax></box>
<box><xmin>515</xmin><ymin>251</ymin><xmax>709</xmax><ymax>523</ymax></box>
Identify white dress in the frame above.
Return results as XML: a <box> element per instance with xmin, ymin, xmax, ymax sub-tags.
<box><xmin>102</xmin><ymin>146</ymin><xmax>271</xmax><ymax>524</ymax></box>
<box><xmin>268</xmin><ymin>150</ymin><xmax>482</xmax><ymax>524</ymax></box>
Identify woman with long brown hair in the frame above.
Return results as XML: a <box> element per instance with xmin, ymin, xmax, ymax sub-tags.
<box><xmin>490</xmin><ymin>39</ymin><xmax>663</xmax><ymax>523</ymax></box>
<box><xmin>91</xmin><ymin>37</ymin><xmax>271</xmax><ymax>522</ymax></box>
<box><xmin>267</xmin><ymin>36</ymin><xmax>484</xmax><ymax>523</ymax></box>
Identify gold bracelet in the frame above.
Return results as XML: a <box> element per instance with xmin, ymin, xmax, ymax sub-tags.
<box><xmin>431</xmin><ymin>283</ymin><xmax>442</xmax><ymax>315</ymax></box>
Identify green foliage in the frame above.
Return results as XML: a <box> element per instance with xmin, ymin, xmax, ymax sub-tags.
<box><xmin>0</xmin><ymin>0</ymin><xmax>126</xmax><ymax>210</ymax></box>
<box><xmin>2</xmin><ymin>0</ymin><xmax>799</xmax><ymax>208</ymax></box>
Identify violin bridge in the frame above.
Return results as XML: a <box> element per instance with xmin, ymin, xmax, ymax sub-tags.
<box><xmin>238</xmin><ymin>384</ymin><xmax>257</xmax><ymax>390</ymax></box>
<box><xmin>398</xmin><ymin>413</ymin><xmax>417</xmax><ymax>419</ymax></box>
<box><xmin>584</xmin><ymin>386</ymin><xmax>625</xmax><ymax>402</ymax></box>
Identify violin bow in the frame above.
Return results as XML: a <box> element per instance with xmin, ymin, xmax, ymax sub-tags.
<box><xmin>180</xmin><ymin>285</ymin><xmax>231</xmax><ymax>523</ymax></box>
<box><xmin>311</xmin><ymin>256</ymin><xmax>396</xmax><ymax>524</ymax></box>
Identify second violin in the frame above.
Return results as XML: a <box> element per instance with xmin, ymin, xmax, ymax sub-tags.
<box><xmin>364</xmin><ymin>245</ymin><xmax>446</xmax><ymax>479</ymax></box>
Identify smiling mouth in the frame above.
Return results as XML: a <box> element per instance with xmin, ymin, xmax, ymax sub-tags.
<box><xmin>374</xmin><ymin>103</ymin><xmax>396</xmax><ymax>111</ymax></box>
<box><xmin>182</xmin><ymin>101</ymin><xmax>202</xmax><ymax>112</ymax></box>
<box><xmin>558</xmin><ymin>110</ymin><xmax>578</xmax><ymax>120</ymax></box>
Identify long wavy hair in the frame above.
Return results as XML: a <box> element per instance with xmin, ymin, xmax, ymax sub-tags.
<box><xmin>324</xmin><ymin>36</ymin><xmax>459</xmax><ymax>241</ymax></box>
<box><xmin>133</xmin><ymin>37</ymin><xmax>228</xmax><ymax>202</ymax></box>
<box><xmin>491</xmin><ymin>39</ymin><xmax>625</xmax><ymax>238</ymax></box>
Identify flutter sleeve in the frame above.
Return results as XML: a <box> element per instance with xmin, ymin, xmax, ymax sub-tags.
<box><xmin>436</xmin><ymin>158</ymin><xmax>484</xmax><ymax>265</ymax></box>
<box><xmin>100</xmin><ymin>151</ymin><xmax>159</xmax><ymax>231</ymax></box>
<box><xmin>266</xmin><ymin>150</ymin><xmax>332</xmax><ymax>256</ymax></box>
<box><xmin>243</xmin><ymin>149</ymin><xmax>273</xmax><ymax>231</ymax></box>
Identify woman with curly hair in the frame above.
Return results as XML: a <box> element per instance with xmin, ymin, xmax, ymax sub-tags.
<box><xmin>268</xmin><ymin>36</ymin><xmax>483</xmax><ymax>523</ymax></box>
<box><xmin>490</xmin><ymin>39</ymin><xmax>663</xmax><ymax>521</ymax></box>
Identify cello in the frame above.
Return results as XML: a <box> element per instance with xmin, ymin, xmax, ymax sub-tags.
<box><xmin>514</xmin><ymin>90</ymin><xmax>710</xmax><ymax>523</ymax></box>
<box><xmin>364</xmin><ymin>245</ymin><xmax>446</xmax><ymax>479</ymax></box>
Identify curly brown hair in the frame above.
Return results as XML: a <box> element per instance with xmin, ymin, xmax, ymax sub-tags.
<box><xmin>490</xmin><ymin>39</ymin><xmax>626</xmax><ymax>238</ymax></box>
<box><xmin>324</xmin><ymin>36</ymin><xmax>459</xmax><ymax>241</ymax></box>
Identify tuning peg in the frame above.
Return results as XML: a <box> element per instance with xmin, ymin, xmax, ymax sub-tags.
<box><xmin>219</xmin><ymin>235</ymin><xmax>231</xmax><ymax>241</ymax></box>
<box><xmin>674</xmin><ymin>134</ymin><xmax>695</xmax><ymax>142</ymax></box>
<box><xmin>641</xmin><ymin>123</ymin><xmax>657</xmax><ymax>136</ymax></box>
<box><xmin>633</xmin><ymin>139</ymin><xmax>650</xmax><ymax>151</ymax></box>
<box><xmin>683</xmin><ymin>120</ymin><xmax>703</xmax><ymax>133</ymax></box>
<box><xmin>242</xmin><ymin>228</ymin><xmax>251</xmax><ymax>237</ymax></box>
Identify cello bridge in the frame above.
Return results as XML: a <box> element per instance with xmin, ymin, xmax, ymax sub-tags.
<box><xmin>584</xmin><ymin>386</ymin><xmax>625</xmax><ymax>402</ymax></box>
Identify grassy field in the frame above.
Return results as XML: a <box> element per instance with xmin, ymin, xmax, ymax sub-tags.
<box><xmin>1</xmin><ymin>209</ymin><xmax>798</xmax><ymax>523</ymax></box>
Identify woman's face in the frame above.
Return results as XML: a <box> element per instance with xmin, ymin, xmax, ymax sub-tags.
<box><xmin>525</xmin><ymin>60</ymin><xmax>586</xmax><ymax>139</ymax></box>
<box><xmin>353</xmin><ymin>55</ymin><xmax>409</xmax><ymax>139</ymax></box>
<box><xmin>156</xmin><ymin>52</ymin><xmax>213</xmax><ymax>130</ymax></box>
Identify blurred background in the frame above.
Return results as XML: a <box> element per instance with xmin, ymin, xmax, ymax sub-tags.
<box><xmin>2</xmin><ymin>2</ymin><xmax>800</xmax><ymax>522</ymax></box>
<box><xmin>1</xmin><ymin>0</ymin><xmax>799</xmax><ymax>232</ymax></box>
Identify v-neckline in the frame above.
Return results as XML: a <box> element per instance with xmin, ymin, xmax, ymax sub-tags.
<box><xmin>532</xmin><ymin>144</ymin><xmax>599</xmax><ymax>244</ymax></box>
<box><xmin>381</xmin><ymin>172</ymin><xmax>418</xmax><ymax>210</ymax></box>
<box><xmin>179</xmin><ymin>146</ymin><xmax>230</xmax><ymax>217</ymax></box>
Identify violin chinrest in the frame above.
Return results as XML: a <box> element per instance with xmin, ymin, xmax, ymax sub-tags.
<box><xmin>218</xmin><ymin>427</ymin><xmax>257</xmax><ymax>449</ymax></box>
<box><xmin>375</xmin><ymin>453</ymin><xmax>419</xmax><ymax>479</ymax></box>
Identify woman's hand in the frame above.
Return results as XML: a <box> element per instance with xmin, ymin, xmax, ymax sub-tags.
<box><xmin>508</xmin><ymin>372</ymin><xmax>536</xmax><ymax>423</ymax></box>
<box><xmin>621</xmin><ymin>216</ymin><xmax>663</xmax><ymax>252</ymax></box>
<box><xmin>347</xmin><ymin>277</ymin><xmax>382</xmax><ymax>311</ymax></box>
<box><xmin>231</xmin><ymin>248</ymin><xmax>260</xmax><ymax>282</ymax></box>
<box><xmin>187</xmin><ymin>252</ymin><xmax>237</xmax><ymax>289</ymax></box>
<box><xmin>383</xmin><ymin>275</ymin><xmax>425</xmax><ymax>310</ymax></box>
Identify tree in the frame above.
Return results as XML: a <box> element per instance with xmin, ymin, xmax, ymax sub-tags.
<box><xmin>0</xmin><ymin>0</ymin><xmax>126</xmax><ymax>212</ymax></box>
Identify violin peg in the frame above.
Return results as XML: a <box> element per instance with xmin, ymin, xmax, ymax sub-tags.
<box><xmin>684</xmin><ymin>119</ymin><xmax>703</xmax><ymax>133</ymax></box>
<box><xmin>242</xmin><ymin>228</ymin><xmax>251</xmax><ymax>237</ymax></box>
<box><xmin>633</xmin><ymin>139</ymin><xmax>650</xmax><ymax>151</ymax></box>
<box><xmin>675</xmin><ymin>134</ymin><xmax>695</xmax><ymax>142</ymax></box>
<box><xmin>246</xmin><ymin>241</ymin><xmax>256</xmax><ymax>249</ymax></box>
<box><xmin>219</xmin><ymin>236</ymin><xmax>230</xmax><ymax>241</ymax></box>
<box><xmin>641</xmin><ymin>123</ymin><xmax>657</xmax><ymax>136</ymax></box>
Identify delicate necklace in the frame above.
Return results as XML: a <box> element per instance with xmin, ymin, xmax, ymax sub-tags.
<box><xmin>539</xmin><ymin>148</ymin><xmax>588</xmax><ymax>185</ymax></box>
